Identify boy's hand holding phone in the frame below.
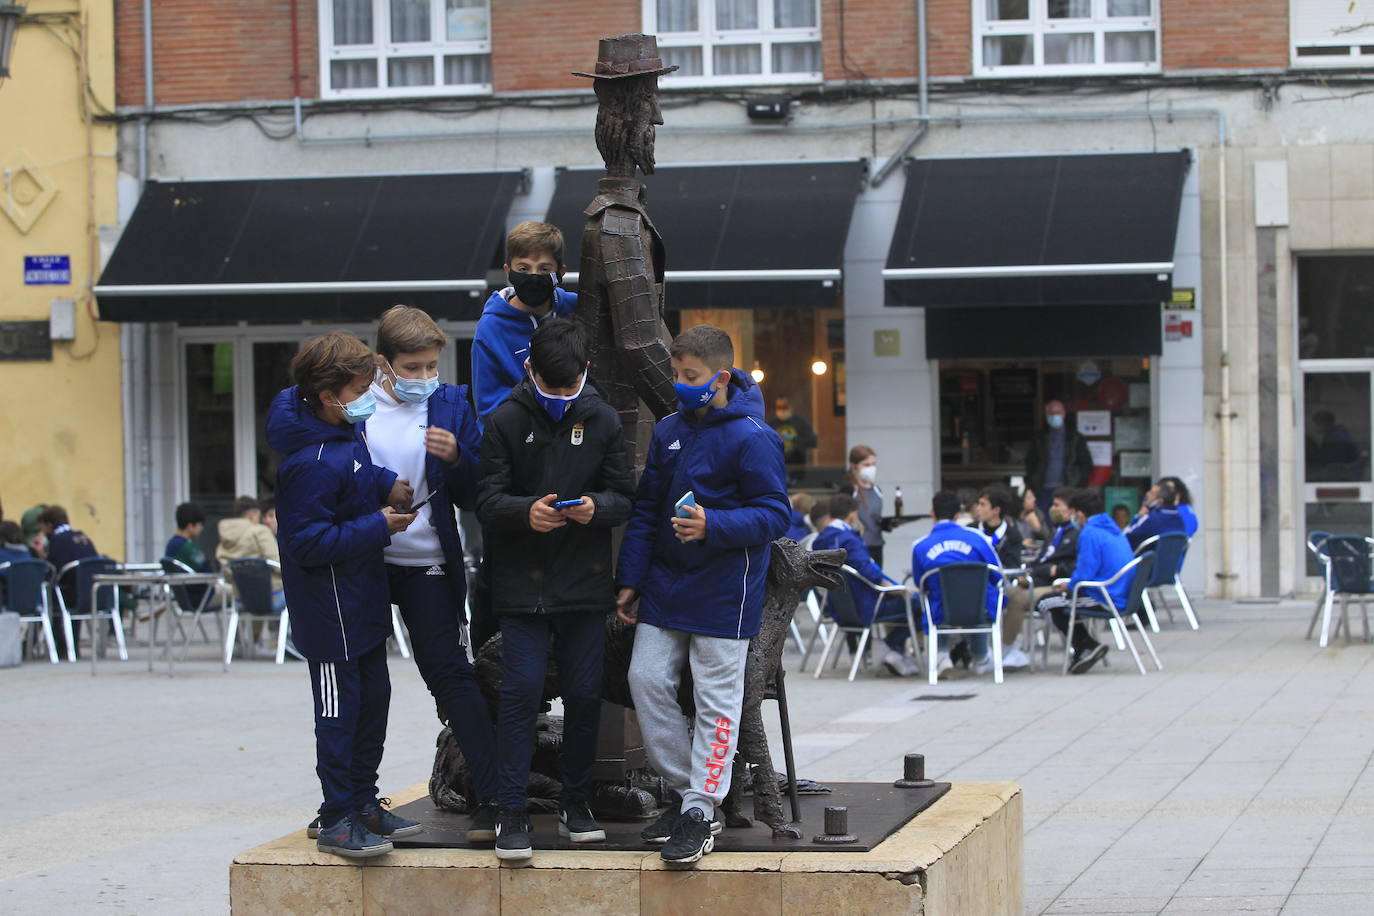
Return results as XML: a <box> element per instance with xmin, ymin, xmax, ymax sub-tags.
<box><xmin>615</xmin><ymin>586</ymin><xmax>639</xmax><ymax>624</ymax></box>
<box><xmin>556</xmin><ymin>497</ymin><xmax>596</xmax><ymax>525</ymax></box>
<box><xmin>529</xmin><ymin>493</ymin><xmax>568</xmax><ymax>533</ymax></box>
<box><xmin>672</xmin><ymin>502</ymin><xmax>707</xmax><ymax>543</ymax></box>
<box><xmin>382</xmin><ymin>506</ymin><xmax>417</xmax><ymax>534</ymax></box>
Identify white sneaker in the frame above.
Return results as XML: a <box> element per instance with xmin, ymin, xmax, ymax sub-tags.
<box><xmin>972</xmin><ymin>654</ymin><xmax>996</xmax><ymax>676</ymax></box>
<box><xmin>882</xmin><ymin>650</ymin><xmax>921</xmax><ymax>677</ymax></box>
<box><xmin>936</xmin><ymin>652</ymin><xmax>953</xmax><ymax>678</ymax></box>
<box><xmin>1001</xmin><ymin>644</ymin><xmax>1031</xmax><ymax>669</ymax></box>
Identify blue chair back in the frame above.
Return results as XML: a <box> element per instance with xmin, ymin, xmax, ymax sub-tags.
<box><xmin>227</xmin><ymin>558</ymin><xmax>276</xmax><ymax>615</ymax></box>
<box><xmin>1</xmin><ymin>557</ymin><xmax>50</xmax><ymax>615</ymax></box>
<box><xmin>933</xmin><ymin>562</ymin><xmax>996</xmax><ymax>628</ymax></box>
<box><xmin>160</xmin><ymin>557</ymin><xmax>206</xmax><ymax>612</ymax></box>
<box><xmin>826</xmin><ymin>574</ymin><xmax>866</xmax><ymax>628</ymax></box>
<box><xmin>1324</xmin><ymin>535</ymin><xmax>1372</xmax><ymax>595</ymax></box>
<box><xmin>61</xmin><ymin>557</ymin><xmax>121</xmax><ymax>613</ymax></box>
<box><xmin>1145</xmin><ymin>533</ymin><xmax>1188</xmax><ymax>587</ymax></box>
<box><xmin>1123</xmin><ymin>552</ymin><xmax>1157</xmax><ymax>616</ymax></box>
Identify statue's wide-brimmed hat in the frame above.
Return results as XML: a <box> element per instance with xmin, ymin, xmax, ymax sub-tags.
<box><xmin>571</xmin><ymin>33</ymin><xmax>679</xmax><ymax>79</ymax></box>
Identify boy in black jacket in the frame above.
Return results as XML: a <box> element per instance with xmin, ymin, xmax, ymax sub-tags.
<box><xmin>475</xmin><ymin>317</ymin><xmax>635</xmax><ymax>864</ymax></box>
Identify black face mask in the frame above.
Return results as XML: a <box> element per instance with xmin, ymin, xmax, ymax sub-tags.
<box><xmin>509</xmin><ymin>270</ymin><xmax>557</xmax><ymax>308</ymax></box>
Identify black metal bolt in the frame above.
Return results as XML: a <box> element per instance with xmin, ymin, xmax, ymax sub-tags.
<box><xmin>894</xmin><ymin>753</ymin><xmax>934</xmax><ymax>789</ymax></box>
<box><xmin>812</xmin><ymin>805</ymin><xmax>858</xmax><ymax>844</ymax></box>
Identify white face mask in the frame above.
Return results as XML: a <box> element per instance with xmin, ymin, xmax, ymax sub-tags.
<box><xmin>857</xmin><ymin>465</ymin><xmax>878</xmax><ymax>485</ymax></box>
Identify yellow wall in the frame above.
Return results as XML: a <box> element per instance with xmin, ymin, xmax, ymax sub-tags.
<box><xmin>0</xmin><ymin>1</ymin><xmax>123</xmax><ymax>556</ymax></box>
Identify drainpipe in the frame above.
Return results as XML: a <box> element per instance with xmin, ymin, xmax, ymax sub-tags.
<box><xmin>870</xmin><ymin>0</ymin><xmax>929</xmax><ymax>187</ymax></box>
<box><xmin>1217</xmin><ymin>143</ymin><xmax>1234</xmax><ymax>598</ymax></box>
<box><xmin>136</xmin><ymin>0</ymin><xmax>155</xmax><ymax>560</ymax></box>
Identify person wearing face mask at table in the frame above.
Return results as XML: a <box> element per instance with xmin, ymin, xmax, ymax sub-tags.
<box><xmin>1000</xmin><ymin>487</ymin><xmax>1080</xmax><ymax>668</ymax></box>
<box><xmin>360</xmin><ymin>305</ymin><xmax>504</xmax><ymax>843</ymax></box>
<box><xmin>845</xmin><ymin>445</ymin><xmax>887</xmax><ymax>568</ymax></box>
<box><xmin>1024</xmin><ymin>400</ymin><xmax>1095</xmax><ymax>518</ymax></box>
<box><xmin>471</xmin><ymin>222</ymin><xmax>580</xmax><ymax>428</ymax></box>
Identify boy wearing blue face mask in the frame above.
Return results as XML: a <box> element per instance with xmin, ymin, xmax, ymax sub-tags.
<box><xmin>266</xmin><ymin>331</ymin><xmax>419</xmax><ymax>858</ymax></box>
<box><xmin>360</xmin><ymin>305</ymin><xmax>502</xmax><ymax>841</ymax></box>
<box><xmin>472</xmin><ymin>222</ymin><xmax>580</xmax><ymax>427</ymax></box>
<box><xmin>617</xmin><ymin>325</ymin><xmax>791</xmax><ymax>866</ymax></box>
<box><xmin>475</xmin><ymin>317</ymin><xmax>634</xmax><ymax>864</ymax></box>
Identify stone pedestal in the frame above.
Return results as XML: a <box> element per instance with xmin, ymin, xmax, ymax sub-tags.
<box><xmin>230</xmin><ymin>781</ymin><xmax>1021</xmax><ymax>916</ymax></box>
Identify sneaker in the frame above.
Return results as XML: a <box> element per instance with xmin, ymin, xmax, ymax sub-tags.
<box><xmin>558</xmin><ymin>799</ymin><xmax>607</xmax><ymax>843</ymax></box>
<box><xmin>315</xmin><ymin>814</ymin><xmax>393</xmax><ymax>859</ymax></box>
<box><xmin>881</xmin><ymin>649</ymin><xmax>908</xmax><ymax>677</ymax></box>
<box><xmin>641</xmin><ymin>805</ymin><xmax>723</xmax><ymax>844</ymax></box>
<box><xmin>1001</xmin><ymin>644</ymin><xmax>1031</xmax><ymax>669</ymax></box>
<box><xmin>1069</xmin><ymin>643</ymin><xmax>1109</xmax><ymax>675</ymax></box>
<box><xmin>358</xmin><ymin>798</ymin><xmax>424</xmax><ymax>839</ymax></box>
<box><xmin>972</xmin><ymin>653</ymin><xmax>996</xmax><ymax>676</ymax></box>
<box><xmin>494</xmin><ymin>808</ymin><xmax>533</xmax><ymax>863</ymax></box>
<box><xmin>661</xmin><ymin>808</ymin><xmax>714</xmax><ymax>865</ymax></box>
<box><xmin>935</xmin><ymin>652</ymin><xmax>954</xmax><ymax>679</ymax></box>
<box><xmin>467</xmin><ymin>801</ymin><xmax>499</xmax><ymax>844</ymax></box>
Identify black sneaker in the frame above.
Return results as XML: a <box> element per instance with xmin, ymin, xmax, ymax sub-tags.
<box><xmin>559</xmin><ymin>799</ymin><xmax>607</xmax><ymax>843</ymax></box>
<box><xmin>641</xmin><ymin>805</ymin><xmax>723</xmax><ymax>844</ymax></box>
<box><xmin>467</xmin><ymin>801</ymin><xmax>499</xmax><ymax>844</ymax></box>
<box><xmin>660</xmin><ymin>808</ymin><xmax>714</xmax><ymax>865</ymax></box>
<box><xmin>1069</xmin><ymin>643</ymin><xmax>1109</xmax><ymax>674</ymax></box>
<box><xmin>494</xmin><ymin>808</ymin><xmax>533</xmax><ymax>863</ymax></box>
<box><xmin>358</xmin><ymin>798</ymin><xmax>424</xmax><ymax>839</ymax></box>
<box><xmin>315</xmin><ymin>814</ymin><xmax>394</xmax><ymax>859</ymax></box>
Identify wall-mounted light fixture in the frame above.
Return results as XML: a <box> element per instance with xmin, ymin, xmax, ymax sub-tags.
<box><xmin>0</xmin><ymin>5</ymin><xmax>25</xmax><ymax>79</ymax></box>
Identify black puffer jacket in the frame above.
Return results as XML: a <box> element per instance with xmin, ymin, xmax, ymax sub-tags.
<box><xmin>476</xmin><ymin>377</ymin><xmax>634</xmax><ymax>615</ymax></box>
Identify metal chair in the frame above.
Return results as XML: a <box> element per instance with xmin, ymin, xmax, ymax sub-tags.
<box><xmin>1305</xmin><ymin>531</ymin><xmax>1332</xmax><ymax>640</ymax></box>
<box><xmin>0</xmin><ymin>558</ymin><xmax>59</xmax><ymax>663</ymax></box>
<box><xmin>160</xmin><ymin>558</ymin><xmax>227</xmax><ymax>660</ymax></box>
<box><xmin>224</xmin><ymin>558</ymin><xmax>290</xmax><ymax>665</ymax></box>
<box><xmin>54</xmin><ymin>556</ymin><xmax>126</xmax><ymax>662</ymax></box>
<box><xmin>918</xmin><ymin>562</ymin><xmax>1005</xmax><ymax>686</ymax></box>
<box><xmin>1060</xmin><ymin>552</ymin><xmax>1161</xmax><ymax>676</ymax></box>
<box><xmin>1132</xmin><ymin>532</ymin><xmax>1200</xmax><ymax>632</ymax></box>
<box><xmin>810</xmin><ymin>565</ymin><xmax>918</xmax><ymax>682</ymax></box>
<box><xmin>792</xmin><ymin>587</ymin><xmax>828</xmax><ymax>659</ymax></box>
<box><xmin>1313</xmin><ymin>535</ymin><xmax>1374</xmax><ymax>648</ymax></box>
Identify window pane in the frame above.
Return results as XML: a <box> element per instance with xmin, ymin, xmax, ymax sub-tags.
<box><xmin>1044</xmin><ymin>32</ymin><xmax>1094</xmax><ymax>64</ymax></box>
<box><xmin>391</xmin><ymin>0</ymin><xmax>430</xmax><ymax>42</ymax></box>
<box><xmin>185</xmin><ymin>343</ymin><xmax>237</xmax><ymax>533</ymax></box>
<box><xmin>985</xmin><ymin>0</ymin><xmax>1029</xmax><ymax>20</ymax></box>
<box><xmin>716</xmin><ymin>0</ymin><xmax>759</xmax><ymax>30</ymax></box>
<box><xmin>446</xmin><ymin>0</ymin><xmax>488</xmax><ymax>40</ymax></box>
<box><xmin>388</xmin><ymin>56</ymin><xmax>435</xmax><ymax>86</ymax></box>
<box><xmin>444</xmin><ymin>53</ymin><xmax>491</xmax><ymax>84</ymax></box>
<box><xmin>772</xmin><ymin>41</ymin><xmax>820</xmax><ymax>73</ymax></box>
<box><xmin>1305</xmin><ymin>373</ymin><xmax>1371</xmax><ymax>483</ymax></box>
<box><xmin>1299</xmin><ymin>257</ymin><xmax>1374</xmax><ymax>359</ymax></box>
<box><xmin>714</xmin><ymin>43</ymin><xmax>762</xmax><ymax>74</ymax></box>
<box><xmin>1107</xmin><ymin>0</ymin><xmax>1151</xmax><ymax>15</ymax></box>
<box><xmin>1048</xmin><ymin>0</ymin><xmax>1091</xmax><ymax>18</ymax></box>
<box><xmin>658</xmin><ymin>0</ymin><xmax>698</xmax><ymax>32</ymax></box>
<box><xmin>662</xmin><ymin>45</ymin><xmax>704</xmax><ymax>76</ymax></box>
<box><xmin>331</xmin><ymin>59</ymin><xmax>378</xmax><ymax>88</ymax></box>
<box><xmin>332</xmin><ymin>0</ymin><xmax>373</xmax><ymax>45</ymax></box>
<box><xmin>1105</xmin><ymin>31</ymin><xmax>1155</xmax><ymax>62</ymax></box>
<box><xmin>983</xmin><ymin>34</ymin><xmax>1032</xmax><ymax>65</ymax></box>
<box><xmin>253</xmin><ymin>343</ymin><xmax>298</xmax><ymax>499</ymax></box>
<box><xmin>776</xmin><ymin>0</ymin><xmax>817</xmax><ymax>28</ymax></box>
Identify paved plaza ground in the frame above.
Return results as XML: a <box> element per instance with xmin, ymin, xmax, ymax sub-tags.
<box><xmin>1</xmin><ymin>598</ymin><xmax>1370</xmax><ymax>915</ymax></box>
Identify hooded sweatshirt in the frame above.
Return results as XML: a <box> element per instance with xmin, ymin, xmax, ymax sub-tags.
<box><xmin>1069</xmin><ymin>513</ymin><xmax>1136</xmax><ymax>610</ymax></box>
<box><xmin>617</xmin><ymin>369</ymin><xmax>791</xmax><ymax>640</ymax></box>
<box><xmin>470</xmin><ymin>287</ymin><xmax>578</xmax><ymax>426</ymax></box>
<box><xmin>216</xmin><ymin>516</ymin><xmax>281</xmax><ymax>590</ymax></box>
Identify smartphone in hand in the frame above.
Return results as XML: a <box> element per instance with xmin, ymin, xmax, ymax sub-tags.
<box><xmin>674</xmin><ymin>491</ymin><xmax>697</xmax><ymax>519</ymax></box>
<box><xmin>553</xmin><ymin>498</ymin><xmax>584</xmax><ymax>510</ymax></box>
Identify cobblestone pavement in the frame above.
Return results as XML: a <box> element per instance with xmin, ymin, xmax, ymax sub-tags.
<box><xmin>1</xmin><ymin>598</ymin><xmax>1369</xmax><ymax>915</ymax></box>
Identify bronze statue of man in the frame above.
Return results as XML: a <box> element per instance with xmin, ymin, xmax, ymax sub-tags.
<box><xmin>571</xmin><ymin>34</ymin><xmax>678</xmax><ymax>471</ymax></box>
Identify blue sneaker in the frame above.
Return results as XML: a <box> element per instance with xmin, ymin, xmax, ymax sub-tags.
<box><xmin>358</xmin><ymin>798</ymin><xmax>424</xmax><ymax>838</ymax></box>
<box><xmin>315</xmin><ymin>814</ymin><xmax>393</xmax><ymax>858</ymax></box>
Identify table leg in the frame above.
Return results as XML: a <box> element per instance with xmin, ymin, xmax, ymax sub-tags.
<box><xmin>91</xmin><ymin>582</ymin><xmax>101</xmax><ymax>677</ymax></box>
<box><xmin>149</xmin><ymin>586</ymin><xmax>158</xmax><ymax>673</ymax></box>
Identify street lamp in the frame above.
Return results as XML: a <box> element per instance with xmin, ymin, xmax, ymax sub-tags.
<box><xmin>0</xmin><ymin>4</ymin><xmax>24</xmax><ymax>79</ymax></box>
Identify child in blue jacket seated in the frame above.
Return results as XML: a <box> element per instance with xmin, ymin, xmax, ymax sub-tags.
<box><xmin>618</xmin><ymin>325</ymin><xmax>791</xmax><ymax>867</ymax></box>
<box><xmin>1034</xmin><ymin>488</ymin><xmax>1135</xmax><ymax>674</ymax></box>
<box><xmin>1124</xmin><ymin>477</ymin><xmax>1190</xmax><ymax>550</ymax></box>
<box><xmin>267</xmin><ymin>331</ymin><xmax>418</xmax><ymax>859</ymax></box>
<box><xmin>911</xmin><ymin>490</ymin><xmax>1003</xmax><ymax>679</ymax></box>
<box><xmin>813</xmin><ymin>493</ymin><xmax>919</xmax><ymax>677</ymax></box>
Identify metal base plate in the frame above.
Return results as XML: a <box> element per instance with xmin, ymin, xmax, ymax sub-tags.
<box><xmin>390</xmin><ymin>781</ymin><xmax>950</xmax><ymax>853</ymax></box>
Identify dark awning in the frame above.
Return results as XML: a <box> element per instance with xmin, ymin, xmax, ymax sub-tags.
<box><xmin>885</xmin><ymin>151</ymin><xmax>1190</xmax><ymax>308</ymax></box>
<box><xmin>96</xmin><ymin>171</ymin><xmax>523</xmax><ymax>323</ymax></box>
<box><xmin>926</xmin><ymin>304</ymin><xmax>1161</xmax><ymax>359</ymax></box>
<box><xmin>545</xmin><ymin>160</ymin><xmax>866</xmax><ymax>310</ymax></box>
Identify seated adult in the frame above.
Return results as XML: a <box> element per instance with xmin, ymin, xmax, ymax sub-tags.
<box><xmin>1002</xmin><ymin>488</ymin><xmax>1079</xmax><ymax>668</ymax></box>
<box><xmin>1159</xmin><ymin>475</ymin><xmax>1199</xmax><ymax>536</ymax></box>
<box><xmin>813</xmin><ymin>493</ymin><xmax>919</xmax><ymax>677</ymax></box>
<box><xmin>216</xmin><ymin>495</ymin><xmax>285</xmax><ymax>652</ymax></box>
<box><xmin>1124</xmin><ymin>478</ymin><xmax>1188</xmax><ymax>551</ymax></box>
<box><xmin>1034</xmin><ymin>489</ymin><xmax>1133</xmax><ymax>674</ymax></box>
<box><xmin>912</xmin><ymin>489</ymin><xmax>1002</xmax><ymax>678</ymax></box>
<box><xmin>787</xmin><ymin>492</ymin><xmax>816</xmax><ymax>542</ymax></box>
<box><xmin>1018</xmin><ymin>488</ymin><xmax>1049</xmax><ymax>548</ymax></box>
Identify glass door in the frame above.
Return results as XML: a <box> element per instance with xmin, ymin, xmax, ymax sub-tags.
<box><xmin>1301</xmin><ymin>367</ymin><xmax>1374</xmax><ymax>578</ymax></box>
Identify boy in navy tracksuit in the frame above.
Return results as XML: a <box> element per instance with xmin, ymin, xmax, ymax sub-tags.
<box><xmin>1123</xmin><ymin>478</ymin><xmax>1188</xmax><ymax>550</ymax></box>
<box><xmin>266</xmin><ymin>331</ymin><xmax>420</xmax><ymax>859</ymax></box>
<box><xmin>619</xmin><ymin>325</ymin><xmax>791</xmax><ymax>866</ymax></box>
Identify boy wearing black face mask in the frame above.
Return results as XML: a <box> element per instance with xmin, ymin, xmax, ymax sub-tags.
<box><xmin>472</xmin><ymin>221</ymin><xmax>579</xmax><ymax>428</ymax></box>
<box><xmin>475</xmin><ymin>317</ymin><xmax>635</xmax><ymax>864</ymax></box>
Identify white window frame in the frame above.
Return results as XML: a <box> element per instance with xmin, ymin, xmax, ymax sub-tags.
<box><xmin>318</xmin><ymin>0</ymin><xmax>492</xmax><ymax>100</ymax></box>
<box><xmin>1291</xmin><ymin>0</ymin><xmax>1374</xmax><ymax>68</ymax></box>
<box><xmin>644</xmin><ymin>0</ymin><xmax>823</xmax><ymax>88</ymax></box>
<box><xmin>973</xmin><ymin>0</ymin><xmax>1161</xmax><ymax>78</ymax></box>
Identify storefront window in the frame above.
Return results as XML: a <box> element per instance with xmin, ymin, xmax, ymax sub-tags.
<box><xmin>254</xmin><ymin>342</ymin><xmax>300</xmax><ymax>498</ymax></box>
<box><xmin>1298</xmin><ymin>256</ymin><xmax>1374</xmax><ymax>359</ymax></box>
<box><xmin>185</xmin><ymin>343</ymin><xmax>238</xmax><ymax>552</ymax></box>
<box><xmin>1303</xmin><ymin>372</ymin><xmax>1371</xmax><ymax>483</ymax></box>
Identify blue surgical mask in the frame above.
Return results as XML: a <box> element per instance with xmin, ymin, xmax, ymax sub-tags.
<box><xmin>335</xmin><ymin>390</ymin><xmax>377</xmax><ymax>424</ymax></box>
<box><xmin>529</xmin><ymin>364</ymin><xmax>587</xmax><ymax>423</ymax></box>
<box><xmin>1047</xmin><ymin>414</ymin><xmax>1065</xmax><ymax>429</ymax></box>
<box><xmin>393</xmin><ymin>375</ymin><xmax>440</xmax><ymax>404</ymax></box>
<box><xmin>675</xmin><ymin>373</ymin><xmax>723</xmax><ymax>411</ymax></box>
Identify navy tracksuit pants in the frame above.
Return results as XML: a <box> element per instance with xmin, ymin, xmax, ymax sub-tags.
<box><xmin>496</xmin><ymin>611</ymin><xmax>605</xmax><ymax>810</ymax></box>
<box><xmin>387</xmin><ymin>563</ymin><xmax>498</xmax><ymax>804</ymax></box>
<box><xmin>309</xmin><ymin>642</ymin><xmax>390</xmax><ymax>824</ymax></box>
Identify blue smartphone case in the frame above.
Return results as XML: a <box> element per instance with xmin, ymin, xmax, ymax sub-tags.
<box><xmin>674</xmin><ymin>491</ymin><xmax>697</xmax><ymax>518</ymax></box>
